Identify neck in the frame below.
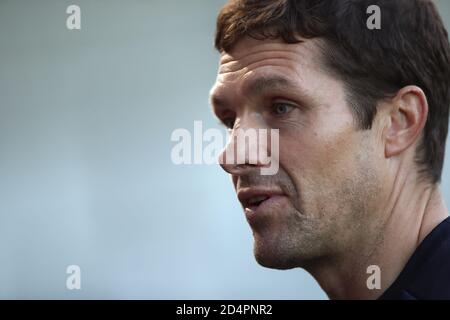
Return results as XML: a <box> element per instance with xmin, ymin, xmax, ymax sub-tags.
<box><xmin>307</xmin><ymin>170</ymin><xmax>448</xmax><ymax>300</ymax></box>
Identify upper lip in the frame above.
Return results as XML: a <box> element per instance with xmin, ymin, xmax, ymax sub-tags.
<box><xmin>237</xmin><ymin>187</ymin><xmax>284</xmax><ymax>208</ymax></box>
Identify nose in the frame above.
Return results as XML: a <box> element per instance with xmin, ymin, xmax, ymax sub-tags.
<box><xmin>218</xmin><ymin>120</ymin><xmax>270</xmax><ymax>176</ymax></box>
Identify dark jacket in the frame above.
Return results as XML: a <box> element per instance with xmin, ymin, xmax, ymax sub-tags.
<box><xmin>379</xmin><ymin>216</ymin><xmax>450</xmax><ymax>300</ymax></box>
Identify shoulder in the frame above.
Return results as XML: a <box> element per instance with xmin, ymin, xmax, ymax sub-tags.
<box><xmin>380</xmin><ymin>217</ymin><xmax>450</xmax><ymax>300</ymax></box>
<box><xmin>400</xmin><ymin>218</ymin><xmax>450</xmax><ymax>299</ymax></box>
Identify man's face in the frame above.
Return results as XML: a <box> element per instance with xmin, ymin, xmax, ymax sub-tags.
<box><xmin>210</xmin><ymin>37</ymin><xmax>387</xmax><ymax>270</ymax></box>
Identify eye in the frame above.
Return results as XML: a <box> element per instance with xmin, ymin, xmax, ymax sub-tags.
<box><xmin>272</xmin><ymin>102</ymin><xmax>295</xmax><ymax>116</ymax></box>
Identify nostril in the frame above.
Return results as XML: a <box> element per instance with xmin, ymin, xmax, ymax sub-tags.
<box><xmin>219</xmin><ymin>162</ymin><xmax>255</xmax><ymax>175</ymax></box>
<box><xmin>219</xmin><ymin>162</ymin><xmax>232</xmax><ymax>173</ymax></box>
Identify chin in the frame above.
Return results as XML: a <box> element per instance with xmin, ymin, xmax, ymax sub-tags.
<box><xmin>252</xmin><ymin>239</ymin><xmax>300</xmax><ymax>270</ymax></box>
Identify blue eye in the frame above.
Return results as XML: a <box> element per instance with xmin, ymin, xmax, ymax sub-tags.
<box><xmin>272</xmin><ymin>103</ymin><xmax>294</xmax><ymax>115</ymax></box>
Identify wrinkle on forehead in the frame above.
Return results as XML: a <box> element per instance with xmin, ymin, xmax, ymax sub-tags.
<box><xmin>216</xmin><ymin>37</ymin><xmax>325</xmax><ymax>88</ymax></box>
<box><xmin>219</xmin><ymin>37</ymin><xmax>323</xmax><ymax>72</ymax></box>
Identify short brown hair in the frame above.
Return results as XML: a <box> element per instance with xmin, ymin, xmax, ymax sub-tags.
<box><xmin>215</xmin><ymin>0</ymin><xmax>450</xmax><ymax>184</ymax></box>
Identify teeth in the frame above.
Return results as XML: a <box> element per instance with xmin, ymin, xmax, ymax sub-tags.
<box><xmin>248</xmin><ymin>195</ymin><xmax>269</xmax><ymax>205</ymax></box>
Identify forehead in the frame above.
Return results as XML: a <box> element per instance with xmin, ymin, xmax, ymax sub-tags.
<box><xmin>218</xmin><ymin>36</ymin><xmax>321</xmax><ymax>78</ymax></box>
<box><xmin>210</xmin><ymin>37</ymin><xmax>327</xmax><ymax>104</ymax></box>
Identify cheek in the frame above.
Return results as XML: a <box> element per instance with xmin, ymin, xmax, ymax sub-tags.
<box><xmin>282</xmin><ymin>124</ymin><xmax>357</xmax><ymax>174</ymax></box>
<box><xmin>279</xmin><ymin>121</ymin><xmax>363</xmax><ymax>206</ymax></box>
<box><xmin>279</xmin><ymin>96</ymin><xmax>357</xmax><ymax>176</ymax></box>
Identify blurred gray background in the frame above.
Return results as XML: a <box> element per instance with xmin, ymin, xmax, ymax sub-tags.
<box><xmin>0</xmin><ymin>0</ymin><xmax>448</xmax><ymax>299</ymax></box>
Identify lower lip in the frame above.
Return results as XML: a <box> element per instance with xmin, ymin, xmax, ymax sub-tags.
<box><xmin>244</xmin><ymin>195</ymin><xmax>286</xmax><ymax>222</ymax></box>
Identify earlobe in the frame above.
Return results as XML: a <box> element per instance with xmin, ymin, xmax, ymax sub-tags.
<box><xmin>384</xmin><ymin>86</ymin><xmax>428</xmax><ymax>158</ymax></box>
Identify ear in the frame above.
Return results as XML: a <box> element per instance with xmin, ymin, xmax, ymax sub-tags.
<box><xmin>384</xmin><ymin>86</ymin><xmax>428</xmax><ymax>158</ymax></box>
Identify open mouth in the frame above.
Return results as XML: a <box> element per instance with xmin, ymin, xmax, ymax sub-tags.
<box><xmin>237</xmin><ymin>187</ymin><xmax>285</xmax><ymax>215</ymax></box>
<box><xmin>246</xmin><ymin>195</ymin><xmax>270</xmax><ymax>209</ymax></box>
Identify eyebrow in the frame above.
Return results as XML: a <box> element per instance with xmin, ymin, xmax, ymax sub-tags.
<box><xmin>210</xmin><ymin>75</ymin><xmax>298</xmax><ymax>110</ymax></box>
<box><xmin>244</xmin><ymin>75</ymin><xmax>296</xmax><ymax>97</ymax></box>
